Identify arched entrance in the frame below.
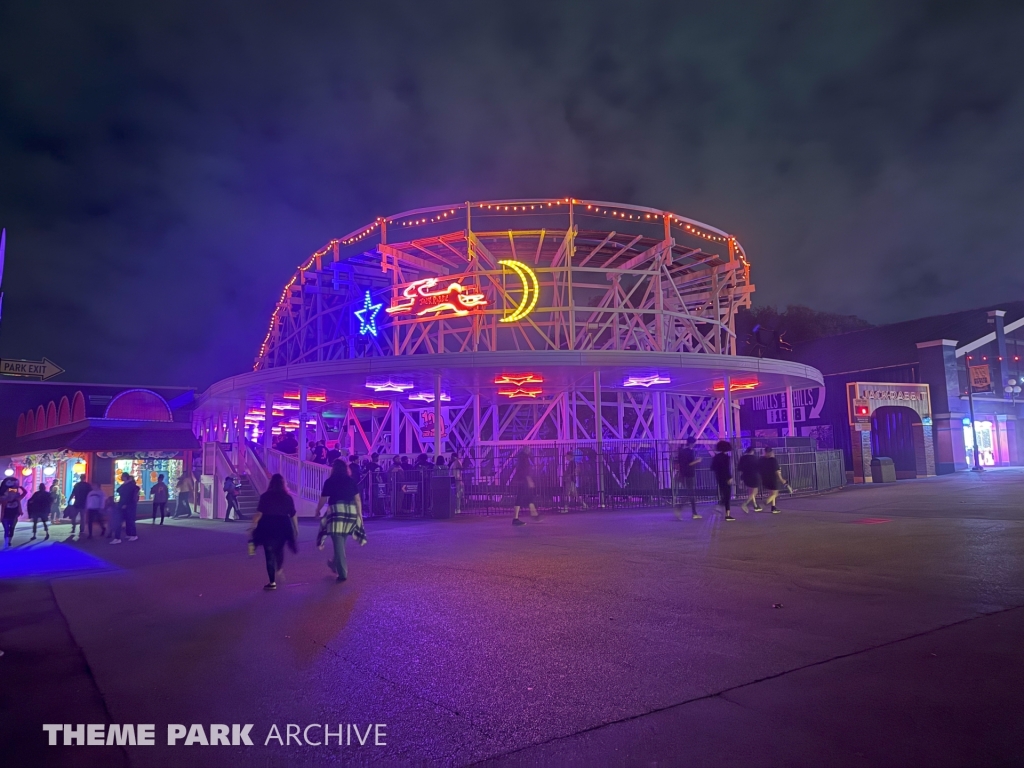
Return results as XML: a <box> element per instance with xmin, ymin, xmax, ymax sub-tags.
<box><xmin>871</xmin><ymin>406</ymin><xmax>926</xmax><ymax>479</ymax></box>
<box><xmin>848</xmin><ymin>382</ymin><xmax>936</xmax><ymax>483</ymax></box>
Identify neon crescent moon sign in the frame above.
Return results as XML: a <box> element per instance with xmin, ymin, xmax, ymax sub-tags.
<box><xmin>498</xmin><ymin>259</ymin><xmax>539</xmax><ymax>323</ymax></box>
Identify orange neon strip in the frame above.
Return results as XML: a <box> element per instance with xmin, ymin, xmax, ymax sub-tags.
<box><xmin>283</xmin><ymin>390</ymin><xmax>327</xmax><ymax>402</ymax></box>
<box><xmin>350</xmin><ymin>400</ymin><xmax>390</xmax><ymax>409</ymax></box>
<box><xmin>712</xmin><ymin>379</ymin><xmax>760</xmax><ymax>392</ymax></box>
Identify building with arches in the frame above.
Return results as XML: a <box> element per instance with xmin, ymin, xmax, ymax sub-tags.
<box><xmin>741</xmin><ymin>302</ymin><xmax>1024</xmax><ymax>480</ymax></box>
<box><xmin>0</xmin><ymin>381</ymin><xmax>199</xmax><ymax>505</ymax></box>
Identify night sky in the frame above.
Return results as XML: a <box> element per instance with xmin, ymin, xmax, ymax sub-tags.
<box><xmin>2</xmin><ymin>1</ymin><xmax>1023</xmax><ymax>387</ymax></box>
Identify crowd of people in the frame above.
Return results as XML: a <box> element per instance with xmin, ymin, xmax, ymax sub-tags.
<box><xmin>674</xmin><ymin>439</ymin><xmax>790</xmax><ymax>522</ymax></box>
<box><xmin>0</xmin><ymin>470</ymin><xmax>198</xmax><ymax>548</ymax></box>
<box><xmin>3</xmin><ymin>439</ymin><xmax>796</xmax><ymax>593</ymax></box>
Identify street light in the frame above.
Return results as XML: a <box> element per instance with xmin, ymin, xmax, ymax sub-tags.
<box><xmin>1005</xmin><ymin>378</ymin><xmax>1022</xmax><ymax>404</ymax></box>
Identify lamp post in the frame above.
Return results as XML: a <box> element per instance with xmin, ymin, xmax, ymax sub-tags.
<box><xmin>965</xmin><ymin>355</ymin><xmax>982</xmax><ymax>472</ymax></box>
<box><xmin>1004</xmin><ymin>378</ymin><xmax>1021</xmax><ymax>405</ymax></box>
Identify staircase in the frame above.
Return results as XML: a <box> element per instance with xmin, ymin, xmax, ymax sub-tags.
<box><xmin>236</xmin><ymin>476</ymin><xmax>260</xmax><ymax>518</ymax></box>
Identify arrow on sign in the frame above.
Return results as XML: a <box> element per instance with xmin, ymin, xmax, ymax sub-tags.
<box><xmin>0</xmin><ymin>357</ymin><xmax>65</xmax><ymax>380</ymax></box>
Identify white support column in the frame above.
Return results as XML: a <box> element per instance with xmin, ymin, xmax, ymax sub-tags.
<box><xmin>594</xmin><ymin>370</ymin><xmax>605</xmax><ymax>507</ymax></box>
<box><xmin>390</xmin><ymin>400</ymin><xmax>400</xmax><ymax>456</ymax></box>
<box><xmin>263</xmin><ymin>391</ymin><xmax>274</xmax><ymax>459</ymax></box>
<box><xmin>786</xmin><ymin>385</ymin><xmax>795</xmax><ymax>440</ymax></box>
<box><xmin>472</xmin><ymin>391</ymin><xmax>481</xmax><ymax>456</ymax></box>
<box><xmin>298</xmin><ymin>385</ymin><xmax>308</xmax><ymax>463</ymax></box>
<box><xmin>433</xmin><ymin>374</ymin><xmax>442</xmax><ymax>457</ymax></box>
<box><xmin>723</xmin><ymin>374</ymin><xmax>733</xmax><ymax>440</ymax></box>
<box><xmin>237</xmin><ymin>393</ymin><xmax>247</xmax><ymax>474</ymax></box>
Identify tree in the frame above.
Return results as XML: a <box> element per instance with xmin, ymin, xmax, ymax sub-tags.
<box><xmin>737</xmin><ymin>305</ymin><xmax>873</xmax><ymax>358</ymax></box>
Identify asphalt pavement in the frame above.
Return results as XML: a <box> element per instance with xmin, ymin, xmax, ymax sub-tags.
<box><xmin>1</xmin><ymin>469</ymin><xmax>1023</xmax><ymax>767</ymax></box>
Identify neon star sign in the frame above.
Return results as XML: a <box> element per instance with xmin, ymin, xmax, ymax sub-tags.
<box><xmin>712</xmin><ymin>379</ymin><xmax>759</xmax><ymax>392</ymax></box>
<box><xmin>408</xmin><ymin>391</ymin><xmax>451</xmax><ymax>403</ymax></box>
<box><xmin>355</xmin><ymin>290</ymin><xmax>382</xmax><ymax>336</ymax></box>
<box><xmin>494</xmin><ymin>373</ymin><xmax>544</xmax><ymax>385</ymax></box>
<box><xmin>365</xmin><ymin>378</ymin><xmax>413</xmax><ymax>393</ymax></box>
<box><xmin>499</xmin><ymin>387</ymin><xmax>543</xmax><ymax>398</ymax></box>
<box><xmin>623</xmin><ymin>375</ymin><xmax>671</xmax><ymax>388</ymax></box>
<box><xmin>386</xmin><ymin>278</ymin><xmax>487</xmax><ymax>319</ymax></box>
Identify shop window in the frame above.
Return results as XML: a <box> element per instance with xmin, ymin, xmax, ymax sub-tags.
<box><xmin>964</xmin><ymin>421</ymin><xmax>996</xmax><ymax>467</ymax></box>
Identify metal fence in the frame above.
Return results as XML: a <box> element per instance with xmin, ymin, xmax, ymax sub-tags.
<box><xmin>354</xmin><ymin>440</ymin><xmax>845</xmax><ymax>518</ymax></box>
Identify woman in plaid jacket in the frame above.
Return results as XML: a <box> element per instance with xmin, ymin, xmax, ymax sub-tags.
<box><xmin>315</xmin><ymin>459</ymin><xmax>366</xmax><ymax>582</ymax></box>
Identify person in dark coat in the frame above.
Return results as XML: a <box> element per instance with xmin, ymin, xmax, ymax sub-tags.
<box><xmin>511</xmin><ymin>448</ymin><xmax>539</xmax><ymax>526</ymax></box>
<box><xmin>757</xmin><ymin>447</ymin><xmax>787</xmax><ymax>514</ymax></box>
<box><xmin>28</xmin><ymin>483</ymin><xmax>51</xmax><ymax>540</ymax></box>
<box><xmin>737</xmin><ymin>446</ymin><xmax>763</xmax><ymax>514</ymax></box>
<box><xmin>710</xmin><ymin>440</ymin><xmax>735</xmax><ymax>521</ymax></box>
<box><xmin>674</xmin><ymin>437</ymin><xmax>702</xmax><ymax>520</ymax></box>
<box><xmin>249</xmin><ymin>473</ymin><xmax>298</xmax><ymax>590</ymax></box>
<box><xmin>69</xmin><ymin>476</ymin><xmax>92</xmax><ymax>537</ymax></box>
<box><xmin>2</xmin><ymin>477</ymin><xmax>27</xmax><ymax>548</ymax></box>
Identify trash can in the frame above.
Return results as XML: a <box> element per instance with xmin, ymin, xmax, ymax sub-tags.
<box><xmin>430</xmin><ymin>475</ymin><xmax>455</xmax><ymax>519</ymax></box>
<box><xmin>870</xmin><ymin>457</ymin><xmax>897</xmax><ymax>483</ymax></box>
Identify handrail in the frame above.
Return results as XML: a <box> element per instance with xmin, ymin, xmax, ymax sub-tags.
<box><xmin>265</xmin><ymin>449</ymin><xmax>332</xmax><ymax>505</ymax></box>
<box><xmin>244</xmin><ymin>442</ymin><xmax>269</xmax><ymax>495</ymax></box>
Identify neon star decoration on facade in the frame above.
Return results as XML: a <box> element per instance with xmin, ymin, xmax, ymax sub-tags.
<box><xmin>386</xmin><ymin>277</ymin><xmax>487</xmax><ymax>319</ymax></box>
<box><xmin>712</xmin><ymin>379</ymin><xmax>759</xmax><ymax>392</ymax></box>
<box><xmin>365</xmin><ymin>378</ymin><xmax>413</xmax><ymax>393</ymax></box>
<box><xmin>498</xmin><ymin>387</ymin><xmax>543</xmax><ymax>398</ymax></box>
<box><xmin>408</xmin><ymin>391</ymin><xmax>451</xmax><ymax>403</ymax></box>
<box><xmin>494</xmin><ymin>373</ymin><xmax>543</xmax><ymax>386</ymax></box>
<box><xmin>355</xmin><ymin>290</ymin><xmax>382</xmax><ymax>336</ymax></box>
<box><xmin>623</xmin><ymin>374</ymin><xmax>672</xmax><ymax>388</ymax></box>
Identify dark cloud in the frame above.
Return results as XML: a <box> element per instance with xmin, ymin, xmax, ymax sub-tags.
<box><xmin>1</xmin><ymin>0</ymin><xmax>1023</xmax><ymax>385</ymax></box>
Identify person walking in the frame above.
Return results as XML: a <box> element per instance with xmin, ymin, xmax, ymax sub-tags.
<box><xmin>1</xmin><ymin>477</ymin><xmax>26</xmax><ymax>548</ymax></box>
<box><xmin>84</xmin><ymin>485</ymin><xmax>106</xmax><ymax>539</ymax></box>
<box><xmin>450</xmin><ymin>452</ymin><xmax>464</xmax><ymax>514</ymax></box>
<box><xmin>674</xmin><ymin>437</ymin><xmax>702</xmax><ymax>520</ymax></box>
<box><xmin>249</xmin><ymin>473</ymin><xmax>298</xmax><ymax>591</ymax></box>
<box><xmin>511</xmin><ymin>448</ymin><xmax>539</xmax><ymax>526</ymax></box>
<box><xmin>48</xmin><ymin>481</ymin><xmax>63</xmax><ymax>525</ymax></box>
<box><xmin>711</xmin><ymin>440</ymin><xmax>735</xmax><ymax>521</ymax></box>
<box><xmin>174</xmin><ymin>472</ymin><xmax>194</xmax><ymax>518</ymax></box>
<box><xmin>561</xmin><ymin>454</ymin><xmax>586</xmax><ymax>513</ymax></box>
<box><xmin>757</xmin><ymin>447</ymin><xmax>787</xmax><ymax>514</ymax></box>
<box><xmin>28</xmin><ymin>483</ymin><xmax>52</xmax><ymax>540</ymax></box>
<box><xmin>223</xmin><ymin>476</ymin><xmax>242</xmax><ymax>521</ymax></box>
<box><xmin>68</xmin><ymin>475</ymin><xmax>92</xmax><ymax>538</ymax></box>
<box><xmin>737</xmin><ymin>446</ymin><xmax>763</xmax><ymax>514</ymax></box>
<box><xmin>111</xmin><ymin>472</ymin><xmax>140</xmax><ymax>544</ymax></box>
<box><xmin>314</xmin><ymin>460</ymin><xmax>366</xmax><ymax>582</ymax></box>
<box><xmin>150</xmin><ymin>474</ymin><xmax>169</xmax><ymax>524</ymax></box>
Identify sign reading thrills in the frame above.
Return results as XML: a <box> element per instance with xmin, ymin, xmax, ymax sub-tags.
<box><xmin>386</xmin><ymin>278</ymin><xmax>487</xmax><ymax>319</ymax></box>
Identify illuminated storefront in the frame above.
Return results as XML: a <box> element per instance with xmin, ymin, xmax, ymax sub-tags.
<box><xmin>0</xmin><ymin>385</ymin><xmax>199</xmax><ymax>506</ymax></box>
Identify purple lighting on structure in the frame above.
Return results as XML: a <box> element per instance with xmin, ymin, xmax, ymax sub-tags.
<box><xmin>623</xmin><ymin>374</ymin><xmax>671</xmax><ymax>388</ymax></box>
<box><xmin>366</xmin><ymin>378</ymin><xmax>413</xmax><ymax>393</ymax></box>
<box><xmin>408</xmin><ymin>391</ymin><xmax>450</xmax><ymax>403</ymax></box>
